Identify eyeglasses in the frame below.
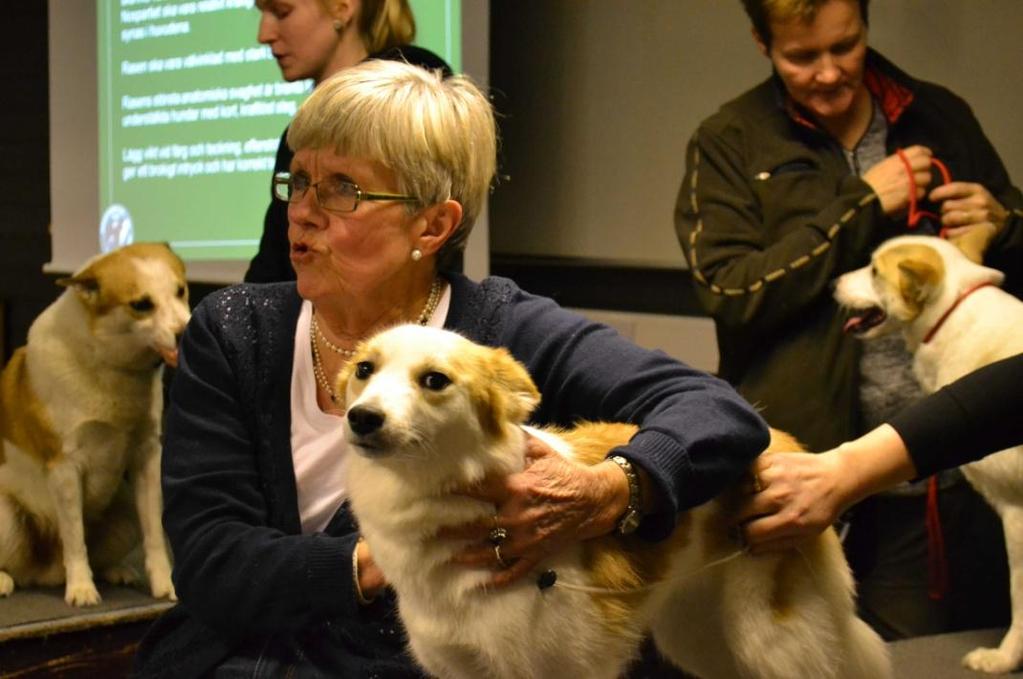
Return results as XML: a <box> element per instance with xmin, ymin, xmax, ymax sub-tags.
<box><xmin>272</xmin><ymin>172</ymin><xmax>419</xmax><ymax>213</ymax></box>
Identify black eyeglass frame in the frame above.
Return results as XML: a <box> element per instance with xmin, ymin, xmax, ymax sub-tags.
<box><xmin>272</xmin><ymin>171</ymin><xmax>419</xmax><ymax>213</ymax></box>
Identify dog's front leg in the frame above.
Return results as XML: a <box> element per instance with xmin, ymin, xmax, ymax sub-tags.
<box><xmin>47</xmin><ymin>462</ymin><xmax>101</xmax><ymax>606</ymax></box>
<box><xmin>963</xmin><ymin>504</ymin><xmax>1023</xmax><ymax>674</ymax></box>
<box><xmin>132</xmin><ymin>441</ymin><xmax>176</xmax><ymax>600</ymax></box>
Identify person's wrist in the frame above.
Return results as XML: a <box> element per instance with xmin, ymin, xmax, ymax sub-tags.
<box><xmin>608</xmin><ymin>455</ymin><xmax>643</xmax><ymax>535</ymax></box>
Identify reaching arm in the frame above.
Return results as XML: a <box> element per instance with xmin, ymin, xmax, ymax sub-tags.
<box><xmin>740</xmin><ymin>353</ymin><xmax>1023</xmax><ymax>552</ymax></box>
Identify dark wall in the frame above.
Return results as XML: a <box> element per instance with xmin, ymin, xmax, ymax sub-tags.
<box><xmin>0</xmin><ymin>3</ymin><xmax>55</xmax><ymax>360</ymax></box>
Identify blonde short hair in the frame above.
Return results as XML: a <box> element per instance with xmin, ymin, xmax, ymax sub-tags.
<box><xmin>287</xmin><ymin>60</ymin><xmax>496</xmax><ymax>267</ymax></box>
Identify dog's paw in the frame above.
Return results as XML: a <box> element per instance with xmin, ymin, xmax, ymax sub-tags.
<box><xmin>0</xmin><ymin>571</ymin><xmax>14</xmax><ymax>596</ymax></box>
<box><xmin>102</xmin><ymin>564</ymin><xmax>141</xmax><ymax>586</ymax></box>
<box><xmin>149</xmin><ymin>575</ymin><xmax>177</xmax><ymax>601</ymax></box>
<box><xmin>963</xmin><ymin>646</ymin><xmax>1021</xmax><ymax>674</ymax></box>
<box><xmin>65</xmin><ymin>579</ymin><xmax>102</xmax><ymax>607</ymax></box>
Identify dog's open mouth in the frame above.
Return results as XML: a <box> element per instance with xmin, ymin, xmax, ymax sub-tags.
<box><xmin>842</xmin><ymin>307</ymin><xmax>887</xmax><ymax>335</ymax></box>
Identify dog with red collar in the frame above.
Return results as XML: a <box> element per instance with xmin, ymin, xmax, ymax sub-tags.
<box><xmin>836</xmin><ymin>234</ymin><xmax>1023</xmax><ymax>673</ymax></box>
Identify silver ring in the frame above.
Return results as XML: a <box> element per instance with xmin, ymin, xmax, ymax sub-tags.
<box><xmin>494</xmin><ymin>544</ymin><xmax>509</xmax><ymax>569</ymax></box>
<box><xmin>488</xmin><ymin>527</ymin><xmax>508</xmax><ymax>545</ymax></box>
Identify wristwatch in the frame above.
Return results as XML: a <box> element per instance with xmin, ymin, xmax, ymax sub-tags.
<box><xmin>609</xmin><ymin>455</ymin><xmax>642</xmax><ymax>535</ymax></box>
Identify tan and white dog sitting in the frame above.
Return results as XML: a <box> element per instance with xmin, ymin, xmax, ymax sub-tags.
<box><xmin>836</xmin><ymin>234</ymin><xmax>1023</xmax><ymax>674</ymax></box>
<box><xmin>0</xmin><ymin>243</ymin><xmax>188</xmax><ymax>606</ymax></box>
<box><xmin>339</xmin><ymin>324</ymin><xmax>890</xmax><ymax>679</ymax></box>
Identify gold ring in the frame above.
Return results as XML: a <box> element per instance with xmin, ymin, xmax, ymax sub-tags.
<box><xmin>752</xmin><ymin>473</ymin><xmax>764</xmax><ymax>493</ymax></box>
<box><xmin>494</xmin><ymin>544</ymin><xmax>509</xmax><ymax>569</ymax></box>
<box><xmin>488</xmin><ymin>527</ymin><xmax>508</xmax><ymax>545</ymax></box>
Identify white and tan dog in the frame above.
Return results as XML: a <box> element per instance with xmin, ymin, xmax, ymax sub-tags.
<box><xmin>0</xmin><ymin>243</ymin><xmax>188</xmax><ymax>606</ymax></box>
<box><xmin>836</xmin><ymin>233</ymin><xmax>1023</xmax><ymax>673</ymax></box>
<box><xmin>339</xmin><ymin>324</ymin><xmax>890</xmax><ymax>679</ymax></box>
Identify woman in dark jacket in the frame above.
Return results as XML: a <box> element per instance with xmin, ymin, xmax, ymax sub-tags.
<box><xmin>133</xmin><ymin>59</ymin><xmax>768</xmax><ymax>678</ymax></box>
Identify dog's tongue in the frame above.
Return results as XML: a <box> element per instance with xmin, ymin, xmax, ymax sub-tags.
<box><xmin>842</xmin><ymin>308</ymin><xmax>885</xmax><ymax>335</ymax></box>
<box><xmin>159</xmin><ymin>346</ymin><xmax>179</xmax><ymax>368</ymax></box>
<box><xmin>842</xmin><ymin>316</ymin><xmax>864</xmax><ymax>334</ymax></box>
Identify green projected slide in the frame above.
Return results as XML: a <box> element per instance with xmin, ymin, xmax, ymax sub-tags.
<box><xmin>97</xmin><ymin>0</ymin><xmax>460</xmax><ymax>261</ymax></box>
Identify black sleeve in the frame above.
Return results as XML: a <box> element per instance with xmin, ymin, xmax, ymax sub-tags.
<box><xmin>889</xmin><ymin>353</ymin><xmax>1023</xmax><ymax>478</ymax></box>
<box><xmin>244</xmin><ymin>131</ymin><xmax>295</xmax><ymax>283</ymax></box>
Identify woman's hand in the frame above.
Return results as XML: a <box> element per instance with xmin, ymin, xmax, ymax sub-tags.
<box><xmin>738</xmin><ymin>451</ymin><xmax>850</xmax><ymax>554</ymax></box>
<box><xmin>930</xmin><ymin>181</ymin><xmax>1006</xmax><ymax>262</ymax></box>
<box><xmin>355</xmin><ymin>538</ymin><xmax>387</xmax><ymax>602</ymax></box>
<box><xmin>930</xmin><ymin>181</ymin><xmax>1009</xmax><ymax>235</ymax></box>
<box><xmin>862</xmin><ymin>145</ymin><xmax>933</xmax><ymax>216</ymax></box>
<box><xmin>738</xmin><ymin>424</ymin><xmax>918</xmax><ymax>554</ymax></box>
<box><xmin>442</xmin><ymin>433</ymin><xmax>628</xmax><ymax>586</ymax></box>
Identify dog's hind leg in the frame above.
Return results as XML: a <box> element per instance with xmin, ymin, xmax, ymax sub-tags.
<box><xmin>720</xmin><ymin>535</ymin><xmax>890</xmax><ymax>679</ymax></box>
<box><xmin>719</xmin><ymin>553</ymin><xmax>841</xmax><ymax>679</ymax></box>
<box><xmin>90</xmin><ymin>483</ymin><xmax>143</xmax><ymax>587</ymax></box>
<box><xmin>963</xmin><ymin>504</ymin><xmax>1023</xmax><ymax>674</ymax></box>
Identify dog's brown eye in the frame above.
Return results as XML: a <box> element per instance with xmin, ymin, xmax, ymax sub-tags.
<box><xmin>176</xmin><ymin>285</ymin><xmax>187</xmax><ymax>299</ymax></box>
<box><xmin>130</xmin><ymin>297</ymin><xmax>154</xmax><ymax>313</ymax></box>
<box><xmin>419</xmin><ymin>371</ymin><xmax>451</xmax><ymax>391</ymax></box>
<box><xmin>355</xmin><ymin>361</ymin><xmax>374</xmax><ymax>380</ymax></box>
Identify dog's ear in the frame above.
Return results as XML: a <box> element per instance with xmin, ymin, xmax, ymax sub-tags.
<box><xmin>490</xmin><ymin>348</ymin><xmax>540</xmax><ymax>421</ymax></box>
<box><xmin>473</xmin><ymin>347</ymin><xmax>540</xmax><ymax>437</ymax></box>
<box><xmin>56</xmin><ymin>273</ymin><xmax>101</xmax><ymax>305</ymax></box>
<box><xmin>894</xmin><ymin>245</ymin><xmax>944</xmax><ymax>308</ymax></box>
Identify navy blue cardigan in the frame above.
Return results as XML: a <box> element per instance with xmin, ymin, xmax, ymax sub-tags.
<box><xmin>134</xmin><ymin>273</ymin><xmax>768</xmax><ymax>677</ymax></box>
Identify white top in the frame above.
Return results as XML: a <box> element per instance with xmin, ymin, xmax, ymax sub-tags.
<box><xmin>290</xmin><ymin>284</ymin><xmax>452</xmax><ymax>534</ymax></box>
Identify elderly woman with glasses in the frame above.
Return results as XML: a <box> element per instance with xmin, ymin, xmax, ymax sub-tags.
<box><xmin>133</xmin><ymin>60</ymin><xmax>769</xmax><ymax>678</ymax></box>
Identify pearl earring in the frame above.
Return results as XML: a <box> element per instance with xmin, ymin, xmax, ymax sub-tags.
<box><xmin>333</xmin><ymin>19</ymin><xmax>343</xmax><ymax>32</ymax></box>
<box><xmin>411</xmin><ymin>248</ymin><xmax>423</xmax><ymax>262</ymax></box>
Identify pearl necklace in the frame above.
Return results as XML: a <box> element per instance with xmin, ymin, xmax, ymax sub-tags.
<box><xmin>310</xmin><ymin>277</ymin><xmax>445</xmax><ymax>404</ymax></box>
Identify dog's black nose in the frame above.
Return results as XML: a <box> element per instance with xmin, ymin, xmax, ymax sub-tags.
<box><xmin>347</xmin><ymin>405</ymin><xmax>385</xmax><ymax>435</ymax></box>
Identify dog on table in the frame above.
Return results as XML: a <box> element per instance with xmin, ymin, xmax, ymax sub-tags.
<box><xmin>836</xmin><ymin>233</ymin><xmax>1023</xmax><ymax>674</ymax></box>
<box><xmin>338</xmin><ymin>324</ymin><xmax>891</xmax><ymax>679</ymax></box>
<box><xmin>0</xmin><ymin>243</ymin><xmax>188</xmax><ymax>606</ymax></box>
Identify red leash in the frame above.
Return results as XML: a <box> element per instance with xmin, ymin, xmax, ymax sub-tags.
<box><xmin>896</xmin><ymin>147</ymin><xmax>954</xmax><ymax>599</ymax></box>
<box><xmin>926</xmin><ymin>476</ymin><xmax>949</xmax><ymax>600</ymax></box>
<box><xmin>895</xmin><ymin>148</ymin><xmax>952</xmax><ymax>236</ymax></box>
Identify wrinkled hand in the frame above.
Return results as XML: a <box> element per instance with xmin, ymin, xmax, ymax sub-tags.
<box><xmin>441</xmin><ymin>433</ymin><xmax>626</xmax><ymax>586</ymax></box>
<box><xmin>862</xmin><ymin>145</ymin><xmax>933</xmax><ymax>215</ymax></box>
<box><xmin>737</xmin><ymin>451</ymin><xmax>848</xmax><ymax>554</ymax></box>
<box><xmin>930</xmin><ymin>181</ymin><xmax>1008</xmax><ymax>234</ymax></box>
<box><xmin>930</xmin><ymin>181</ymin><xmax>1006</xmax><ymax>262</ymax></box>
